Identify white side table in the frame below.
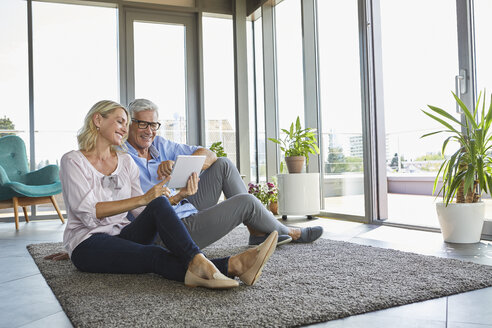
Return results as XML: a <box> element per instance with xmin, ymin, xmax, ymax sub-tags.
<box><xmin>277</xmin><ymin>173</ymin><xmax>320</xmax><ymax>220</ymax></box>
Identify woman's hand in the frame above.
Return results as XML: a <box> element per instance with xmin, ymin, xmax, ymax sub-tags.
<box><xmin>157</xmin><ymin>160</ymin><xmax>175</xmax><ymax>180</ymax></box>
<box><xmin>44</xmin><ymin>252</ymin><xmax>69</xmax><ymax>261</ymax></box>
<box><xmin>142</xmin><ymin>176</ymin><xmax>172</xmax><ymax>205</ymax></box>
<box><xmin>177</xmin><ymin>172</ymin><xmax>199</xmax><ymax>198</ymax></box>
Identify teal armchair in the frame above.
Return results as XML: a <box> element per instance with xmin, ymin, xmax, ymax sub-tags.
<box><xmin>0</xmin><ymin>135</ymin><xmax>65</xmax><ymax>229</ymax></box>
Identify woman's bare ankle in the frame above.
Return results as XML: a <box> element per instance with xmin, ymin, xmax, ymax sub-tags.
<box><xmin>289</xmin><ymin>228</ymin><xmax>302</xmax><ymax>240</ymax></box>
<box><xmin>189</xmin><ymin>254</ymin><xmax>218</xmax><ymax>280</ymax></box>
<box><xmin>228</xmin><ymin>248</ymin><xmax>257</xmax><ymax>277</ymax></box>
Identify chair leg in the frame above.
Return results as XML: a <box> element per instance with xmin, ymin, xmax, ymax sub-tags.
<box><xmin>12</xmin><ymin>197</ymin><xmax>19</xmax><ymax>230</ymax></box>
<box><xmin>22</xmin><ymin>207</ymin><xmax>29</xmax><ymax>222</ymax></box>
<box><xmin>50</xmin><ymin>195</ymin><xmax>65</xmax><ymax>224</ymax></box>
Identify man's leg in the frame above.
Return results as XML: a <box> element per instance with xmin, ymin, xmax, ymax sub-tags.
<box><xmin>181</xmin><ymin>193</ymin><xmax>291</xmax><ymax>249</ymax></box>
<box><xmin>187</xmin><ymin>157</ymin><xmax>247</xmax><ymax>210</ymax></box>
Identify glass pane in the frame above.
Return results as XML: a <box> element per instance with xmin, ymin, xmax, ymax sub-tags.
<box><xmin>0</xmin><ymin>0</ymin><xmax>29</xmax><ymax>219</ymax></box>
<box><xmin>32</xmin><ymin>2</ymin><xmax>118</xmax><ymax>216</ymax></box>
<box><xmin>474</xmin><ymin>1</ymin><xmax>492</xmax><ymax>101</ymax></box>
<box><xmin>202</xmin><ymin>16</ymin><xmax>236</xmax><ymax>165</ymax></box>
<box><xmin>134</xmin><ymin>21</ymin><xmax>187</xmax><ymax>144</ymax></box>
<box><xmin>380</xmin><ymin>0</ymin><xmax>458</xmax><ymax>227</ymax></box>
<box><xmin>474</xmin><ymin>0</ymin><xmax>492</xmax><ymax>224</ymax></box>
<box><xmin>317</xmin><ymin>0</ymin><xmax>365</xmax><ymax>217</ymax></box>
<box><xmin>255</xmin><ymin>18</ymin><xmax>267</xmax><ymax>182</ymax></box>
<box><xmin>247</xmin><ymin>19</ymin><xmax>257</xmax><ymax>182</ymax></box>
<box><xmin>275</xmin><ymin>0</ymin><xmax>304</xmax><ymax>171</ymax></box>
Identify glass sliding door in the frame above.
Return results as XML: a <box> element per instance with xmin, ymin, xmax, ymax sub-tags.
<box><xmin>317</xmin><ymin>0</ymin><xmax>365</xmax><ymax>217</ymax></box>
<box><xmin>202</xmin><ymin>15</ymin><xmax>236</xmax><ymax>164</ymax></box>
<box><xmin>0</xmin><ymin>0</ymin><xmax>29</xmax><ymax>220</ymax></box>
<box><xmin>32</xmin><ymin>1</ymin><xmax>118</xmax><ymax>217</ymax></box>
<box><xmin>474</xmin><ymin>1</ymin><xmax>492</xmax><ymax>96</ymax></box>
<box><xmin>473</xmin><ymin>0</ymin><xmax>492</xmax><ymax>235</ymax></box>
<box><xmin>125</xmin><ymin>11</ymin><xmax>198</xmax><ymax>145</ymax></box>
<box><xmin>379</xmin><ymin>0</ymin><xmax>459</xmax><ymax>228</ymax></box>
<box><xmin>248</xmin><ymin>16</ymin><xmax>266</xmax><ymax>182</ymax></box>
<box><xmin>274</xmin><ymin>0</ymin><xmax>304</xmax><ymax>173</ymax></box>
<box><xmin>133</xmin><ymin>22</ymin><xmax>186</xmax><ymax>143</ymax></box>
<box><xmin>247</xmin><ymin>18</ymin><xmax>264</xmax><ymax>182</ymax></box>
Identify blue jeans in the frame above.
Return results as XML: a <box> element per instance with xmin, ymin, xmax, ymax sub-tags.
<box><xmin>71</xmin><ymin>197</ymin><xmax>230</xmax><ymax>282</ymax></box>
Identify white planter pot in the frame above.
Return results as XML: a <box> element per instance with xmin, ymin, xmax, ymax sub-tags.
<box><xmin>435</xmin><ymin>202</ymin><xmax>485</xmax><ymax>243</ymax></box>
<box><xmin>277</xmin><ymin>173</ymin><xmax>320</xmax><ymax>215</ymax></box>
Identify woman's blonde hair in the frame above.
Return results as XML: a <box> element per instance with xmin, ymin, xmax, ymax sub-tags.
<box><xmin>77</xmin><ymin>100</ymin><xmax>130</xmax><ymax>152</ymax></box>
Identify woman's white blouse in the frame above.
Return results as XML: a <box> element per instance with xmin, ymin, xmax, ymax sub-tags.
<box><xmin>60</xmin><ymin>150</ymin><xmax>145</xmax><ymax>257</ymax></box>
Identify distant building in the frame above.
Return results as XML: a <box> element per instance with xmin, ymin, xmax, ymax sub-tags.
<box><xmin>348</xmin><ymin>134</ymin><xmax>390</xmax><ymax>159</ymax></box>
<box><xmin>161</xmin><ymin>118</ymin><xmax>236</xmax><ymax>165</ymax></box>
<box><xmin>349</xmin><ymin>135</ymin><xmax>363</xmax><ymax>157</ymax></box>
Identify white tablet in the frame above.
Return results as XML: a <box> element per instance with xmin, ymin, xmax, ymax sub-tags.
<box><xmin>166</xmin><ymin>155</ymin><xmax>206</xmax><ymax>189</ymax></box>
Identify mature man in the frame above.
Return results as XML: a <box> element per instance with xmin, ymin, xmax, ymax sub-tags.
<box><xmin>125</xmin><ymin>98</ymin><xmax>323</xmax><ymax>249</ymax></box>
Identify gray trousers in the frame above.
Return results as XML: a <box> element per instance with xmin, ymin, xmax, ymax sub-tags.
<box><xmin>180</xmin><ymin>157</ymin><xmax>290</xmax><ymax>249</ymax></box>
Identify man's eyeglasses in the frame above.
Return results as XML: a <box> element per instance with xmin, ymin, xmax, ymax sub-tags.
<box><xmin>131</xmin><ymin>119</ymin><xmax>161</xmax><ymax>131</ymax></box>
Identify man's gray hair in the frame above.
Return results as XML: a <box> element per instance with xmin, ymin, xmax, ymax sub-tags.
<box><xmin>127</xmin><ymin>99</ymin><xmax>159</xmax><ymax>119</ymax></box>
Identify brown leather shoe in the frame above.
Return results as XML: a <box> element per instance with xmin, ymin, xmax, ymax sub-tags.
<box><xmin>239</xmin><ymin>231</ymin><xmax>278</xmax><ymax>286</ymax></box>
<box><xmin>184</xmin><ymin>270</ymin><xmax>239</xmax><ymax>289</ymax></box>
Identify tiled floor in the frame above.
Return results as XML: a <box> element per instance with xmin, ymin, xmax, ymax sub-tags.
<box><xmin>0</xmin><ymin>218</ymin><xmax>491</xmax><ymax>328</ymax></box>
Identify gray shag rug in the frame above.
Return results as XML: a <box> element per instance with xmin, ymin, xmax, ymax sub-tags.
<box><xmin>28</xmin><ymin>228</ymin><xmax>492</xmax><ymax>328</ymax></box>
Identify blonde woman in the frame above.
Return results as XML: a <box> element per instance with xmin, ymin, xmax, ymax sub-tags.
<box><xmin>59</xmin><ymin>100</ymin><xmax>277</xmax><ymax>289</ymax></box>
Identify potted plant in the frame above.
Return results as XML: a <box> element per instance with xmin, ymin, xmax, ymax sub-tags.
<box><xmin>210</xmin><ymin>141</ymin><xmax>227</xmax><ymax>157</ymax></box>
<box><xmin>248</xmin><ymin>180</ymin><xmax>279</xmax><ymax>215</ymax></box>
<box><xmin>268</xmin><ymin>116</ymin><xmax>320</xmax><ymax>173</ymax></box>
<box><xmin>421</xmin><ymin>90</ymin><xmax>491</xmax><ymax>243</ymax></box>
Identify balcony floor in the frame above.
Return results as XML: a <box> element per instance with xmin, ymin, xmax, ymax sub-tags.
<box><xmin>324</xmin><ymin>193</ymin><xmax>492</xmax><ymax>228</ymax></box>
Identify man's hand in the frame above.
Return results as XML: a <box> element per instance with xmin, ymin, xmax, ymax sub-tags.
<box><xmin>177</xmin><ymin>172</ymin><xmax>200</xmax><ymax>198</ymax></box>
<box><xmin>143</xmin><ymin>176</ymin><xmax>171</xmax><ymax>205</ymax></box>
<box><xmin>44</xmin><ymin>252</ymin><xmax>69</xmax><ymax>261</ymax></box>
<box><xmin>157</xmin><ymin>160</ymin><xmax>175</xmax><ymax>180</ymax></box>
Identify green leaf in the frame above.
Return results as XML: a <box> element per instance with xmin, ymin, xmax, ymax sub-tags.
<box><xmin>477</xmin><ymin>157</ymin><xmax>486</xmax><ymax>193</ymax></box>
<box><xmin>421</xmin><ymin>130</ymin><xmax>446</xmax><ymax>138</ymax></box>
<box><xmin>452</xmin><ymin>91</ymin><xmax>478</xmax><ymax>130</ymax></box>
<box><xmin>433</xmin><ymin>160</ymin><xmax>447</xmax><ymax>194</ymax></box>
<box><xmin>480</xmin><ymin>91</ymin><xmax>485</xmax><ymax>128</ymax></box>
<box><xmin>484</xmin><ymin>93</ymin><xmax>492</xmax><ymax>130</ymax></box>
<box><xmin>463</xmin><ymin>164</ymin><xmax>475</xmax><ymax>197</ymax></box>
<box><xmin>447</xmin><ymin>170</ymin><xmax>467</xmax><ymax>204</ymax></box>
<box><xmin>422</xmin><ymin>110</ymin><xmax>460</xmax><ymax>135</ymax></box>
<box><xmin>441</xmin><ymin>136</ymin><xmax>453</xmax><ymax>155</ymax></box>
<box><xmin>426</xmin><ymin>105</ymin><xmax>463</xmax><ymax>126</ymax></box>
<box><xmin>486</xmin><ymin>175</ymin><xmax>492</xmax><ymax>196</ymax></box>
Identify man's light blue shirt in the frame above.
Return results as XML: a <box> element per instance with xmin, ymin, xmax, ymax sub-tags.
<box><xmin>125</xmin><ymin>136</ymin><xmax>201</xmax><ymax>219</ymax></box>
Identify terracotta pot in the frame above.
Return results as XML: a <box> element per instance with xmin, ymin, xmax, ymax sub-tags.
<box><xmin>269</xmin><ymin>201</ymin><xmax>279</xmax><ymax>215</ymax></box>
<box><xmin>285</xmin><ymin>156</ymin><xmax>305</xmax><ymax>173</ymax></box>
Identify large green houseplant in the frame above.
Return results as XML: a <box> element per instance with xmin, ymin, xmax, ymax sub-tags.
<box><xmin>421</xmin><ymin>90</ymin><xmax>491</xmax><ymax>243</ymax></box>
<box><xmin>268</xmin><ymin>116</ymin><xmax>320</xmax><ymax>173</ymax></box>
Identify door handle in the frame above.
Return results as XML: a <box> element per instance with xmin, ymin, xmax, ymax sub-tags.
<box><xmin>455</xmin><ymin>69</ymin><xmax>467</xmax><ymax>113</ymax></box>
